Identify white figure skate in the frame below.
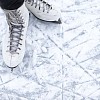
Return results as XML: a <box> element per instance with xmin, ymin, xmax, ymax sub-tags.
<box><xmin>2</xmin><ymin>3</ymin><xmax>29</xmax><ymax>70</ymax></box>
<box><xmin>25</xmin><ymin>0</ymin><xmax>61</xmax><ymax>24</ymax></box>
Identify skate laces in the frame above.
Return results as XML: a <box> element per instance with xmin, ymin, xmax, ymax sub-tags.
<box><xmin>5</xmin><ymin>9</ymin><xmax>24</xmax><ymax>54</ymax></box>
<box><xmin>26</xmin><ymin>0</ymin><xmax>52</xmax><ymax>13</ymax></box>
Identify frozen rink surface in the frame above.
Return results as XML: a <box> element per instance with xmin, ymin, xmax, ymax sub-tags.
<box><xmin>0</xmin><ymin>0</ymin><xmax>100</xmax><ymax>100</ymax></box>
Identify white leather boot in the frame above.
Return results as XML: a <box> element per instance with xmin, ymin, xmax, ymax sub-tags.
<box><xmin>25</xmin><ymin>0</ymin><xmax>61</xmax><ymax>24</ymax></box>
<box><xmin>2</xmin><ymin>3</ymin><xmax>29</xmax><ymax>69</ymax></box>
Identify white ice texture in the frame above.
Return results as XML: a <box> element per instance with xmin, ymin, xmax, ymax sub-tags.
<box><xmin>0</xmin><ymin>0</ymin><xmax>100</xmax><ymax>100</ymax></box>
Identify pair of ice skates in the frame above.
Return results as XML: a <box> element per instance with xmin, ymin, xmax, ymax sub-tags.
<box><xmin>2</xmin><ymin>0</ymin><xmax>61</xmax><ymax>69</ymax></box>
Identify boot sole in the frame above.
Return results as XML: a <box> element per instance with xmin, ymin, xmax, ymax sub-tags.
<box><xmin>30</xmin><ymin>12</ymin><xmax>62</xmax><ymax>24</ymax></box>
<box><xmin>7</xmin><ymin>65</ymin><xmax>18</xmax><ymax>72</ymax></box>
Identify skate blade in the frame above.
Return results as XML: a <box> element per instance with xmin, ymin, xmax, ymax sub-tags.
<box><xmin>7</xmin><ymin>65</ymin><xmax>18</xmax><ymax>72</ymax></box>
<box><xmin>31</xmin><ymin>13</ymin><xmax>62</xmax><ymax>24</ymax></box>
<box><xmin>54</xmin><ymin>18</ymin><xmax>62</xmax><ymax>24</ymax></box>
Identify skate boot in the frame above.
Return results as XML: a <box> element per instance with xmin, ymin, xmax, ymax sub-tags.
<box><xmin>25</xmin><ymin>0</ymin><xmax>61</xmax><ymax>24</ymax></box>
<box><xmin>2</xmin><ymin>3</ymin><xmax>29</xmax><ymax>69</ymax></box>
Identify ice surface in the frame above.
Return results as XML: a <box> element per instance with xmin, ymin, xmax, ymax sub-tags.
<box><xmin>0</xmin><ymin>0</ymin><xmax>100</xmax><ymax>100</ymax></box>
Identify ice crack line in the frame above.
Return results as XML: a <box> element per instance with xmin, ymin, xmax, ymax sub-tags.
<box><xmin>47</xmin><ymin>35</ymin><xmax>98</xmax><ymax>83</ymax></box>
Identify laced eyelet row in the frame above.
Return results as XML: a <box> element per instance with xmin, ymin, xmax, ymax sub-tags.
<box><xmin>25</xmin><ymin>0</ymin><xmax>52</xmax><ymax>13</ymax></box>
<box><xmin>5</xmin><ymin>10</ymin><xmax>25</xmax><ymax>54</ymax></box>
